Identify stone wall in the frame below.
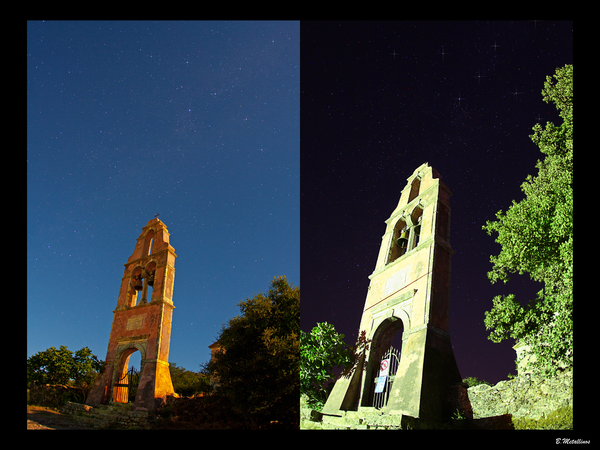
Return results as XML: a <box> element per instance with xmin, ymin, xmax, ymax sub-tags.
<box><xmin>28</xmin><ymin>384</ymin><xmax>86</xmax><ymax>408</ymax></box>
<box><xmin>61</xmin><ymin>401</ymin><xmax>150</xmax><ymax>428</ymax></box>
<box><xmin>467</xmin><ymin>368</ymin><xmax>573</xmax><ymax>420</ymax></box>
<box><xmin>301</xmin><ymin>369</ymin><xmax>573</xmax><ymax>429</ymax></box>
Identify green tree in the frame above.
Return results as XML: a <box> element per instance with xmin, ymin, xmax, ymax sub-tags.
<box><xmin>72</xmin><ymin>347</ymin><xmax>105</xmax><ymax>389</ymax></box>
<box><xmin>300</xmin><ymin>322</ymin><xmax>355</xmax><ymax>409</ymax></box>
<box><xmin>169</xmin><ymin>362</ymin><xmax>212</xmax><ymax>397</ymax></box>
<box><xmin>482</xmin><ymin>64</ymin><xmax>573</xmax><ymax>376</ymax></box>
<box><xmin>462</xmin><ymin>377</ymin><xmax>491</xmax><ymax>388</ymax></box>
<box><xmin>210</xmin><ymin>276</ymin><xmax>299</xmax><ymax>428</ymax></box>
<box><xmin>27</xmin><ymin>345</ymin><xmax>104</xmax><ymax>389</ymax></box>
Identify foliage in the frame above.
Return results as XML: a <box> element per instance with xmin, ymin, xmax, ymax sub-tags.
<box><xmin>300</xmin><ymin>323</ymin><xmax>371</xmax><ymax>411</ymax></box>
<box><xmin>169</xmin><ymin>363</ymin><xmax>212</xmax><ymax>397</ymax></box>
<box><xmin>462</xmin><ymin>376</ymin><xmax>491</xmax><ymax>388</ymax></box>
<box><xmin>300</xmin><ymin>322</ymin><xmax>354</xmax><ymax>409</ymax></box>
<box><xmin>209</xmin><ymin>276</ymin><xmax>299</xmax><ymax>428</ymax></box>
<box><xmin>482</xmin><ymin>64</ymin><xmax>573</xmax><ymax>376</ymax></box>
<box><xmin>150</xmin><ymin>394</ymin><xmax>285</xmax><ymax>430</ymax></box>
<box><xmin>27</xmin><ymin>345</ymin><xmax>104</xmax><ymax>390</ymax></box>
<box><xmin>512</xmin><ymin>405</ymin><xmax>573</xmax><ymax>430</ymax></box>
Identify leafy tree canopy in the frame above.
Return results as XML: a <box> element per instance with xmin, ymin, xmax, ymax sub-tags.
<box><xmin>462</xmin><ymin>376</ymin><xmax>492</xmax><ymax>388</ymax></box>
<box><xmin>169</xmin><ymin>362</ymin><xmax>212</xmax><ymax>397</ymax></box>
<box><xmin>27</xmin><ymin>345</ymin><xmax>104</xmax><ymax>389</ymax></box>
<box><xmin>482</xmin><ymin>64</ymin><xmax>573</xmax><ymax>376</ymax></box>
<box><xmin>210</xmin><ymin>276</ymin><xmax>299</xmax><ymax>428</ymax></box>
<box><xmin>300</xmin><ymin>322</ymin><xmax>355</xmax><ymax>409</ymax></box>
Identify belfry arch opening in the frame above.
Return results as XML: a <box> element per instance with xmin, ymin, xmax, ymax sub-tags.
<box><xmin>410</xmin><ymin>206</ymin><xmax>423</xmax><ymax>249</ymax></box>
<box><xmin>388</xmin><ymin>219</ymin><xmax>408</xmax><ymax>264</ymax></box>
<box><xmin>129</xmin><ymin>261</ymin><xmax>157</xmax><ymax>306</ymax></box>
<box><xmin>362</xmin><ymin>318</ymin><xmax>404</xmax><ymax>409</ymax></box>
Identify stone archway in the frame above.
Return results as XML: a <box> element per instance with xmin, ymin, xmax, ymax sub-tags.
<box><xmin>361</xmin><ymin>317</ymin><xmax>404</xmax><ymax>408</ymax></box>
<box><xmin>111</xmin><ymin>342</ymin><xmax>147</xmax><ymax>403</ymax></box>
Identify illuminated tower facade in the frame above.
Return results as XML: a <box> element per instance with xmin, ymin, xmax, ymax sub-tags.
<box><xmin>322</xmin><ymin>163</ymin><xmax>461</xmax><ymax>422</ymax></box>
<box><xmin>86</xmin><ymin>218</ymin><xmax>177</xmax><ymax>410</ymax></box>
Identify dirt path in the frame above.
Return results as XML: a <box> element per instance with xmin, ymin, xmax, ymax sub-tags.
<box><xmin>27</xmin><ymin>405</ymin><xmax>97</xmax><ymax>430</ymax></box>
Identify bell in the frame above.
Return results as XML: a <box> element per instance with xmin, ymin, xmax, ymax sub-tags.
<box><xmin>147</xmin><ymin>271</ymin><xmax>155</xmax><ymax>287</ymax></box>
<box><xmin>133</xmin><ymin>276</ymin><xmax>143</xmax><ymax>291</ymax></box>
<box><xmin>396</xmin><ymin>230</ymin><xmax>409</xmax><ymax>248</ymax></box>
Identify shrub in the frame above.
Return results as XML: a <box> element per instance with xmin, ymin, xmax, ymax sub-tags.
<box><xmin>513</xmin><ymin>405</ymin><xmax>573</xmax><ymax>430</ymax></box>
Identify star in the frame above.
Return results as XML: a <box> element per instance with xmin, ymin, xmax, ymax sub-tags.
<box><xmin>436</xmin><ymin>45</ymin><xmax>450</xmax><ymax>62</ymax></box>
<box><xmin>454</xmin><ymin>91</ymin><xmax>465</xmax><ymax>107</ymax></box>
<box><xmin>390</xmin><ymin>49</ymin><xmax>398</xmax><ymax>60</ymax></box>
<box><xmin>509</xmin><ymin>86</ymin><xmax>525</xmax><ymax>101</ymax></box>
<box><xmin>491</xmin><ymin>41</ymin><xmax>501</xmax><ymax>52</ymax></box>
<box><xmin>472</xmin><ymin>70</ymin><xmax>487</xmax><ymax>85</ymax></box>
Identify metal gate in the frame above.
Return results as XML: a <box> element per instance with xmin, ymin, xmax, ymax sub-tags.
<box><xmin>372</xmin><ymin>346</ymin><xmax>401</xmax><ymax>409</ymax></box>
<box><xmin>112</xmin><ymin>366</ymin><xmax>140</xmax><ymax>403</ymax></box>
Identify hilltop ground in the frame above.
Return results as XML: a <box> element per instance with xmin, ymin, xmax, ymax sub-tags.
<box><xmin>27</xmin><ymin>405</ymin><xmax>96</xmax><ymax>430</ymax></box>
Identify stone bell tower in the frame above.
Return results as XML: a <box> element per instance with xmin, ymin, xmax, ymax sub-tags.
<box><xmin>322</xmin><ymin>163</ymin><xmax>462</xmax><ymax>423</ymax></box>
<box><xmin>86</xmin><ymin>218</ymin><xmax>177</xmax><ymax>411</ymax></box>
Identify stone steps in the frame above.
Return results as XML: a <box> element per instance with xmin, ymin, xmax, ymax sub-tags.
<box><xmin>62</xmin><ymin>401</ymin><xmax>150</xmax><ymax>429</ymax></box>
<box><xmin>306</xmin><ymin>407</ymin><xmax>406</xmax><ymax>430</ymax></box>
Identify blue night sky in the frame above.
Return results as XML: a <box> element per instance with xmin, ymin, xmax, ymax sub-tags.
<box><xmin>27</xmin><ymin>21</ymin><xmax>299</xmax><ymax>372</ymax></box>
<box><xmin>29</xmin><ymin>20</ymin><xmax>573</xmax><ymax>389</ymax></box>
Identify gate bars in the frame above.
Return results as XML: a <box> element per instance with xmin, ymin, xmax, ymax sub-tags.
<box><xmin>372</xmin><ymin>346</ymin><xmax>401</xmax><ymax>410</ymax></box>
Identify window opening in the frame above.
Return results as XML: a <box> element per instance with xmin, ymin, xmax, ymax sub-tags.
<box><xmin>143</xmin><ymin>231</ymin><xmax>155</xmax><ymax>257</ymax></box>
<box><xmin>407</xmin><ymin>177</ymin><xmax>421</xmax><ymax>204</ymax></box>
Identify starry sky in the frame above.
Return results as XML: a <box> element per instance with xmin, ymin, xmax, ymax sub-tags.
<box><xmin>27</xmin><ymin>21</ymin><xmax>299</xmax><ymax>372</ymax></box>
<box><xmin>300</xmin><ymin>21</ymin><xmax>572</xmax><ymax>384</ymax></box>
<box><xmin>28</xmin><ymin>20</ymin><xmax>572</xmax><ymax>387</ymax></box>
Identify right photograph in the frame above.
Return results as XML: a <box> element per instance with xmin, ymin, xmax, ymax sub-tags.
<box><xmin>300</xmin><ymin>21</ymin><xmax>573</xmax><ymax>431</ymax></box>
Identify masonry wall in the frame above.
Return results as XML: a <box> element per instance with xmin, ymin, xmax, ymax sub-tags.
<box><xmin>28</xmin><ymin>384</ymin><xmax>86</xmax><ymax>408</ymax></box>
<box><xmin>467</xmin><ymin>368</ymin><xmax>573</xmax><ymax>420</ymax></box>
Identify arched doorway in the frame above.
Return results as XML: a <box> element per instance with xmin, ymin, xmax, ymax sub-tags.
<box><xmin>112</xmin><ymin>347</ymin><xmax>143</xmax><ymax>403</ymax></box>
<box><xmin>362</xmin><ymin>317</ymin><xmax>404</xmax><ymax>409</ymax></box>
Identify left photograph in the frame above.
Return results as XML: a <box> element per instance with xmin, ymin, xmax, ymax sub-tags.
<box><xmin>27</xmin><ymin>20</ymin><xmax>300</xmax><ymax>430</ymax></box>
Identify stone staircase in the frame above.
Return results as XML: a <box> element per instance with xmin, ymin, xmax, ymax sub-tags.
<box><xmin>61</xmin><ymin>401</ymin><xmax>150</xmax><ymax>429</ymax></box>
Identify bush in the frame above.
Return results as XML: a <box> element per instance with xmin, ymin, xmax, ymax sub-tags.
<box><xmin>27</xmin><ymin>345</ymin><xmax>103</xmax><ymax>391</ymax></box>
<box><xmin>28</xmin><ymin>384</ymin><xmax>86</xmax><ymax>408</ymax></box>
<box><xmin>151</xmin><ymin>394</ymin><xmax>285</xmax><ymax>429</ymax></box>
<box><xmin>462</xmin><ymin>377</ymin><xmax>492</xmax><ymax>388</ymax></box>
<box><xmin>169</xmin><ymin>363</ymin><xmax>212</xmax><ymax>397</ymax></box>
<box><xmin>513</xmin><ymin>405</ymin><xmax>573</xmax><ymax>430</ymax></box>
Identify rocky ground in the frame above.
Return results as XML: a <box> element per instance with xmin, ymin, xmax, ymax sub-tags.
<box><xmin>27</xmin><ymin>405</ymin><xmax>97</xmax><ymax>430</ymax></box>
